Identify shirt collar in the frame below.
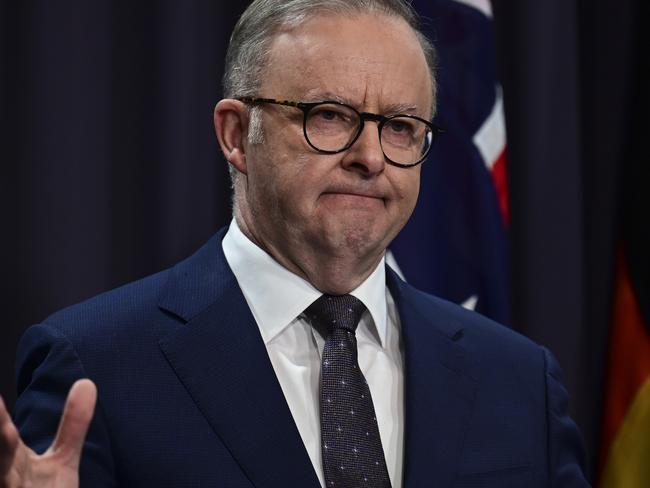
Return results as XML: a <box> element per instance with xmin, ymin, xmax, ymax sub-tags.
<box><xmin>221</xmin><ymin>219</ymin><xmax>388</xmax><ymax>347</ymax></box>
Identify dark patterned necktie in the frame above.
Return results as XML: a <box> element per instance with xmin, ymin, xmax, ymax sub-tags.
<box><xmin>306</xmin><ymin>294</ymin><xmax>392</xmax><ymax>488</ymax></box>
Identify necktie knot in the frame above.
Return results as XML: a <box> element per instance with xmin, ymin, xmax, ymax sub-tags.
<box><xmin>305</xmin><ymin>294</ymin><xmax>366</xmax><ymax>335</ymax></box>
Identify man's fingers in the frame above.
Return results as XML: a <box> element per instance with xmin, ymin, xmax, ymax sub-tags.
<box><xmin>50</xmin><ymin>379</ymin><xmax>97</xmax><ymax>467</ymax></box>
<box><xmin>0</xmin><ymin>395</ymin><xmax>20</xmax><ymax>475</ymax></box>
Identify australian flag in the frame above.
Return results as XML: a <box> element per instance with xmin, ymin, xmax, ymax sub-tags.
<box><xmin>390</xmin><ymin>0</ymin><xmax>510</xmax><ymax>325</ymax></box>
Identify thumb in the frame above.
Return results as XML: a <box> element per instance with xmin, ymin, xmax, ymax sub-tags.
<box><xmin>0</xmin><ymin>395</ymin><xmax>21</xmax><ymax>475</ymax></box>
<box><xmin>49</xmin><ymin>379</ymin><xmax>97</xmax><ymax>468</ymax></box>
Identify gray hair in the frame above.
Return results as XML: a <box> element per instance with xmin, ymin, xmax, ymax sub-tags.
<box><xmin>223</xmin><ymin>0</ymin><xmax>438</xmax><ymax>189</ymax></box>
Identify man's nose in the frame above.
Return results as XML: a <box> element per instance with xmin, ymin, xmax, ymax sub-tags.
<box><xmin>340</xmin><ymin>122</ymin><xmax>386</xmax><ymax>176</ymax></box>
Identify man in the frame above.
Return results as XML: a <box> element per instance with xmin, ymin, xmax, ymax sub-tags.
<box><xmin>0</xmin><ymin>0</ymin><xmax>590</xmax><ymax>486</ymax></box>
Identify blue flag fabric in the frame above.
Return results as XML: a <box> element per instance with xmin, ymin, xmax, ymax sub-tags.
<box><xmin>390</xmin><ymin>0</ymin><xmax>510</xmax><ymax>325</ymax></box>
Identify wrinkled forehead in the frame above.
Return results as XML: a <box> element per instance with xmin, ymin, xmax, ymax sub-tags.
<box><xmin>261</xmin><ymin>12</ymin><xmax>433</xmax><ymax>118</ymax></box>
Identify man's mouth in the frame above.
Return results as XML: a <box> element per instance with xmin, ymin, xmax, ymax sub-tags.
<box><xmin>320</xmin><ymin>190</ymin><xmax>386</xmax><ymax>208</ymax></box>
<box><xmin>322</xmin><ymin>186</ymin><xmax>385</xmax><ymax>200</ymax></box>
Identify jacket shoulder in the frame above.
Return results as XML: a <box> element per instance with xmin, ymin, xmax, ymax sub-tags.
<box><xmin>43</xmin><ymin>267</ymin><xmax>173</xmax><ymax>338</ymax></box>
<box><xmin>390</xmin><ymin>272</ymin><xmax>545</xmax><ymax>367</ymax></box>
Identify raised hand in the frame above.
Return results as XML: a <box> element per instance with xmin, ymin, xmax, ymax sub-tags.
<box><xmin>0</xmin><ymin>379</ymin><xmax>96</xmax><ymax>487</ymax></box>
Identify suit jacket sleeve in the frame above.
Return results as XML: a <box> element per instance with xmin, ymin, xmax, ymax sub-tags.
<box><xmin>14</xmin><ymin>322</ymin><xmax>118</xmax><ymax>487</ymax></box>
<box><xmin>543</xmin><ymin>347</ymin><xmax>590</xmax><ymax>487</ymax></box>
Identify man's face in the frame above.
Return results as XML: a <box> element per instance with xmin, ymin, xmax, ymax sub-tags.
<box><xmin>240</xmin><ymin>13</ymin><xmax>433</xmax><ymax>275</ymax></box>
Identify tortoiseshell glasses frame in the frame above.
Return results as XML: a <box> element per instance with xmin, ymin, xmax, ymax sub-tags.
<box><xmin>237</xmin><ymin>97</ymin><xmax>442</xmax><ymax>168</ymax></box>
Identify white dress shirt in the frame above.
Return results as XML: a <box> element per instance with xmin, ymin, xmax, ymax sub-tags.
<box><xmin>222</xmin><ymin>219</ymin><xmax>405</xmax><ymax>488</ymax></box>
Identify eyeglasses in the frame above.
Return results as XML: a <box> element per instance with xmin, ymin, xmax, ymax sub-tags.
<box><xmin>237</xmin><ymin>97</ymin><xmax>442</xmax><ymax>168</ymax></box>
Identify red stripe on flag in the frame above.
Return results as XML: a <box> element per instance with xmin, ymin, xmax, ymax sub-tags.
<box><xmin>490</xmin><ymin>147</ymin><xmax>509</xmax><ymax>226</ymax></box>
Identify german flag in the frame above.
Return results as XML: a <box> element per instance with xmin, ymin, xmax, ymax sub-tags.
<box><xmin>599</xmin><ymin>252</ymin><xmax>650</xmax><ymax>487</ymax></box>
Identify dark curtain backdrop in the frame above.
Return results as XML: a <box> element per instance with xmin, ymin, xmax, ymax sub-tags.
<box><xmin>1</xmin><ymin>1</ymin><xmax>646</xmax><ymax>481</ymax></box>
<box><xmin>492</xmin><ymin>0</ymin><xmax>646</xmax><ymax>478</ymax></box>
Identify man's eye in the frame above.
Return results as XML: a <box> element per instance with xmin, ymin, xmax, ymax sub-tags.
<box><xmin>313</xmin><ymin>108</ymin><xmax>347</xmax><ymax>122</ymax></box>
<box><xmin>387</xmin><ymin>120</ymin><xmax>412</xmax><ymax>133</ymax></box>
<box><xmin>318</xmin><ymin>110</ymin><xmax>339</xmax><ymax>120</ymax></box>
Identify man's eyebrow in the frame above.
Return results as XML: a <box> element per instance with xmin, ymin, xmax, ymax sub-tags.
<box><xmin>381</xmin><ymin>102</ymin><xmax>420</xmax><ymax>115</ymax></box>
<box><xmin>302</xmin><ymin>90</ymin><xmax>422</xmax><ymax>115</ymax></box>
<box><xmin>303</xmin><ymin>91</ymin><xmax>350</xmax><ymax>104</ymax></box>
<box><xmin>305</xmin><ymin>92</ymin><xmax>420</xmax><ymax>112</ymax></box>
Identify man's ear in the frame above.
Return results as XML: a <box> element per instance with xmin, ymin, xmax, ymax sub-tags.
<box><xmin>214</xmin><ymin>99</ymin><xmax>248</xmax><ymax>175</ymax></box>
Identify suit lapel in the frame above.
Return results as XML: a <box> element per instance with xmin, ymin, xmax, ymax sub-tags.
<box><xmin>387</xmin><ymin>269</ymin><xmax>480</xmax><ymax>488</ymax></box>
<box><xmin>157</xmin><ymin>230</ymin><xmax>320</xmax><ymax>488</ymax></box>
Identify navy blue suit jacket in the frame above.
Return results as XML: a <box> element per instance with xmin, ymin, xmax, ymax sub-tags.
<box><xmin>14</xmin><ymin>229</ymin><xmax>589</xmax><ymax>487</ymax></box>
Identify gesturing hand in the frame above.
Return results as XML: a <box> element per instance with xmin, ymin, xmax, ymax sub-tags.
<box><xmin>0</xmin><ymin>379</ymin><xmax>97</xmax><ymax>487</ymax></box>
